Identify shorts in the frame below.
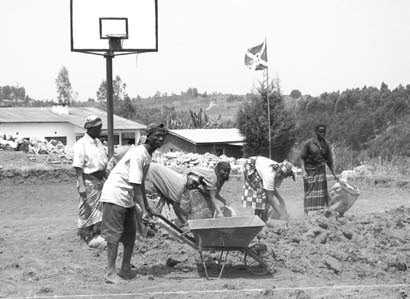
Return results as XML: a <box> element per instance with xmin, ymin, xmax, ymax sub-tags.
<box><xmin>101</xmin><ymin>203</ymin><xmax>136</xmax><ymax>245</ymax></box>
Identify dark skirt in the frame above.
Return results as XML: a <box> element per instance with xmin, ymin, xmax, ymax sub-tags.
<box><xmin>303</xmin><ymin>163</ymin><xmax>329</xmax><ymax>213</ymax></box>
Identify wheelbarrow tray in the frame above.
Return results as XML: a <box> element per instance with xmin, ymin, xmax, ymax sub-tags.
<box><xmin>188</xmin><ymin>216</ymin><xmax>265</xmax><ymax>249</ymax></box>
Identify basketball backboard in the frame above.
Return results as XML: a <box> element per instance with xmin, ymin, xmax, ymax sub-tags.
<box><xmin>70</xmin><ymin>0</ymin><xmax>158</xmax><ymax>53</ymax></box>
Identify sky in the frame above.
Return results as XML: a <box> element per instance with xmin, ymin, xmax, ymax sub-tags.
<box><xmin>2</xmin><ymin>0</ymin><xmax>410</xmax><ymax>101</ymax></box>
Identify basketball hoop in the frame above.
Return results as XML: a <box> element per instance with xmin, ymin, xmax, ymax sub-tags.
<box><xmin>70</xmin><ymin>0</ymin><xmax>158</xmax><ymax>157</ymax></box>
<box><xmin>106</xmin><ymin>35</ymin><xmax>125</xmax><ymax>52</ymax></box>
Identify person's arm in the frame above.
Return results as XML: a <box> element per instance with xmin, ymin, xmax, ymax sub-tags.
<box><xmin>299</xmin><ymin>141</ymin><xmax>308</xmax><ymax>177</ymax></box>
<box><xmin>266</xmin><ymin>189</ymin><xmax>289</xmax><ymax>221</ymax></box>
<box><xmin>172</xmin><ymin>202</ymin><xmax>188</xmax><ymax>225</ymax></box>
<box><xmin>74</xmin><ymin>167</ymin><xmax>86</xmax><ymax>200</ymax></box>
<box><xmin>327</xmin><ymin>143</ymin><xmax>335</xmax><ymax>172</ymax></box>
<box><xmin>215</xmin><ymin>193</ymin><xmax>227</xmax><ymax>205</ymax></box>
<box><xmin>132</xmin><ymin>183</ymin><xmax>146</xmax><ymax>213</ymax></box>
<box><xmin>209</xmin><ymin>190</ymin><xmax>222</xmax><ymax>217</ymax></box>
<box><xmin>300</xmin><ymin>159</ymin><xmax>307</xmax><ymax>178</ymax></box>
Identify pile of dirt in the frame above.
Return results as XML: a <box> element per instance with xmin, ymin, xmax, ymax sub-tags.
<box><xmin>261</xmin><ymin>207</ymin><xmax>409</xmax><ymax>280</ymax></box>
<box><xmin>131</xmin><ymin>207</ymin><xmax>409</xmax><ymax>281</ymax></box>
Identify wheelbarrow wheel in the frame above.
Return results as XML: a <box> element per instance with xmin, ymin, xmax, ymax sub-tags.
<box><xmin>243</xmin><ymin>243</ymin><xmax>273</xmax><ymax>275</ymax></box>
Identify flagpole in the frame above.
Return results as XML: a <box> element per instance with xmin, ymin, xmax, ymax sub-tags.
<box><xmin>265</xmin><ymin>38</ymin><xmax>272</xmax><ymax>159</ymax></box>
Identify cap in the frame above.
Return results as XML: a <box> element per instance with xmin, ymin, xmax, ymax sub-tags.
<box><xmin>84</xmin><ymin>115</ymin><xmax>102</xmax><ymax>129</ymax></box>
<box><xmin>146</xmin><ymin>122</ymin><xmax>167</xmax><ymax>136</ymax></box>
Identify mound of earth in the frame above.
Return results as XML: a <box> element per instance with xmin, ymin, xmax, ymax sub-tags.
<box><xmin>132</xmin><ymin>207</ymin><xmax>409</xmax><ymax>282</ymax></box>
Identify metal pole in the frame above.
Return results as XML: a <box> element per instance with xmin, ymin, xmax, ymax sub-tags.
<box><xmin>105</xmin><ymin>51</ymin><xmax>114</xmax><ymax>157</ymax></box>
<box><xmin>265</xmin><ymin>39</ymin><xmax>272</xmax><ymax>159</ymax></box>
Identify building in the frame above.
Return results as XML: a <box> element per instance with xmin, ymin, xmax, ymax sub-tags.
<box><xmin>0</xmin><ymin>105</ymin><xmax>145</xmax><ymax>147</ymax></box>
<box><xmin>163</xmin><ymin>128</ymin><xmax>245</xmax><ymax>158</ymax></box>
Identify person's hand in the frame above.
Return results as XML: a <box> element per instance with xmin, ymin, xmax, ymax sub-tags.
<box><xmin>330</xmin><ymin>169</ymin><xmax>339</xmax><ymax>182</ymax></box>
<box><xmin>213</xmin><ymin>209</ymin><xmax>223</xmax><ymax>218</ymax></box>
<box><xmin>179</xmin><ymin>221</ymin><xmax>189</xmax><ymax>233</ymax></box>
<box><xmin>78</xmin><ymin>186</ymin><xmax>86</xmax><ymax>200</ymax></box>
<box><xmin>144</xmin><ymin>206</ymin><xmax>153</xmax><ymax>218</ymax></box>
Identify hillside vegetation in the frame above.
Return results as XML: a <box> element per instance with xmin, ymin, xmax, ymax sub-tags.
<box><xmin>1</xmin><ymin>82</ymin><xmax>409</xmax><ymax>171</ymax></box>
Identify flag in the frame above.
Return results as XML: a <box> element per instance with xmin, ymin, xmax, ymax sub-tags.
<box><xmin>244</xmin><ymin>40</ymin><xmax>268</xmax><ymax>70</ymax></box>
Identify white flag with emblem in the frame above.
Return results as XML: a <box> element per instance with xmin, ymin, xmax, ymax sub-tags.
<box><xmin>244</xmin><ymin>40</ymin><xmax>268</xmax><ymax>70</ymax></box>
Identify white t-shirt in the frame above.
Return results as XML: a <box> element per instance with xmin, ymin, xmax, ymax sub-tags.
<box><xmin>146</xmin><ymin>163</ymin><xmax>187</xmax><ymax>203</ymax></box>
<box><xmin>100</xmin><ymin>145</ymin><xmax>151</xmax><ymax>208</ymax></box>
<box><xmin>72</xmin><ymin>133</ymin><xmax>107</xmax><ymax>174</ymax></box>
<box><xmin>255</xmin><ymin>156</ymin><xmax>280</xmax><ymax>191</ymax></box>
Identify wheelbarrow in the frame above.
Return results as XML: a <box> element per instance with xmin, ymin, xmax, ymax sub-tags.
<box><xmin>151</xmin><ymin>213</ymin><xmax>271</xmax><ymax>279</ymax></box>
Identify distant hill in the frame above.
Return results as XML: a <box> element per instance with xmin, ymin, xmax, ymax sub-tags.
<box><xmin>133</xmin><ymin>94</ymin><xmax>249</xmax><ymax>121</ymax></box>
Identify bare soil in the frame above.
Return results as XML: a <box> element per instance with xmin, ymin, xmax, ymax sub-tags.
<box><xmin>0</xmin><ymin>153</ymin><xmax>409</xmax><ymax>298</ymax></box>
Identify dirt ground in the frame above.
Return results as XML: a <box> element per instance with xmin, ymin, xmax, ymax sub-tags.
<box><xmin>0</xmin><ymin>168</ymin><xmax>409</xmax><ymax>298</ymax></box>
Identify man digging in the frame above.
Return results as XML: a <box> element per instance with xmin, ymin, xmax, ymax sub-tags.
<box><xmin>100</xmin><ymin>123</ymin><xmax>167</xmax><ymax>283</ymax></box>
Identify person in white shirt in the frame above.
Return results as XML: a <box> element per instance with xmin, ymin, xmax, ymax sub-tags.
<box><xmin>242</xmin><ymin>156</ymin><xmax>295</xmax><ymax>221</ymax></box>
<box><xmin>72</xmin><ymin>115</ymin><xmax>108</xmax><ymax>247</ymax></box>
<box><xmin>100</xmin><ymin>123</ymin><xmax>167</xmax><ymax>284</ymax></box>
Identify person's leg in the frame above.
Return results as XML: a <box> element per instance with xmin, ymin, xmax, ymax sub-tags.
<box><xmin>118</xmin><ymin>208</ymin><xmax>137</xmax><ymax>279</ymax></box>
<box><xmin>274</xmin><ymin>195</ymin><xmax>289</xmax><ymax>220</ymax></box>
<box><xmin>265</xmin><ymin>190</ymin><xmax>282</xmax><ymax>220</ymax></box>
<box><xmin>105</xmin><ymin>242</ymin><xmax>121</xmax><ymax>283</ymax></box>
<box><xmin>101</xmin><ymin>203</ymin><xmax>126</xmax><ymax>283</ymax></box>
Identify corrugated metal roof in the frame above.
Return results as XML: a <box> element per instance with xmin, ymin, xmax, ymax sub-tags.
<box><xmin>169</xmin><ymin>128</ymin><xmax>244</xmax><ymax>144</ymax></box>
<box><xmin>0</xmin><ymin>106</ymin><xmax>146</xmax><ymax>130</ymax></box>
<box><xmin>62</xmin><ymin>107</ymin><xmax>146</xmax><ymax>130</ymax></box>
<box><xmin>0</xmin><ymin>107</ymin><xmax>67</xmax><ymax>123</ymax></box>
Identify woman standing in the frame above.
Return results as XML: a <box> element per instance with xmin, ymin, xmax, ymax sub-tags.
<box><xmin>300</xmin><ymin>124</ymin><xmax>336</xmax><ymax>214</ymax></box>
<box><xmin>72</xmin><ymin>115</ymin><xmax>108</xmax><ymax>247</ymax></box>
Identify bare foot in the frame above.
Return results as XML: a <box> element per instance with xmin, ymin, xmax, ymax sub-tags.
<box><xmin>118</xmin><ymin>269</ymin><xmax>137</xmax><ymax>280</ymax></box>
<box><xmin>104</xmin><ymin>272</ymin><xmax>124</xmax><ymax>284</ymax></box>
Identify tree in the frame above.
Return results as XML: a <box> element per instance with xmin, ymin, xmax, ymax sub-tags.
<box><xmin>290</xmin><ymin>89</ymin><xmax>302</xmax><ymax>99</ymax></box>
<box><xmin>96</xmin><ymin>76</ymin><xmax>127</xmax><ymax>113</ymax></box>
<box><xmin>55</xmin><ymin>66</ymin><xmax>74</xmax><ymax>104</ymax></box>
<box><xmin>237</xmin><ymin>82</ymin><xmax>297</xmax><ymax>161</ymax></box>
<box><xmin>117</xmin><ymin>95</ymin><xmax>136</xmax><ymax>120</ymax></box>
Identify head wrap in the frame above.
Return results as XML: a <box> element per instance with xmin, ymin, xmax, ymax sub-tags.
<box><xmin>146</xmin><ymin>123</ymin><xmax>167</xmax><ymax>137</ymax></box>
<box><xmin>215</xmin><ymin>161</ymin><xmax>231</xmax><ymax>171</ymax></box>
<box><xmin>84</xmin><ymin>115</ymin><xmax>102</xmax><ymax>129</ymax></box>
<box><xmin>279</xmin><ymin>160</ymin><xmax>296</xmax><ymax>181</ymax></box>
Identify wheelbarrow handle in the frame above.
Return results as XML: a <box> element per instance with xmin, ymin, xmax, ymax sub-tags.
<box><xmin>151</xmin><ymin>213</ymin><xmax>184</xmax><ymax>232</ymax></box>
<box><xmin>151</xmin><ymin>212</ymin><xmax>198</xmax><ymax>249</ymax></box>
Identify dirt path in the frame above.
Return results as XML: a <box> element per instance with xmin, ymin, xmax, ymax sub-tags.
<box><xmin>0</xmin><ymin>180</ymin><xmax>409</xmax><ymax>298</ymax></box>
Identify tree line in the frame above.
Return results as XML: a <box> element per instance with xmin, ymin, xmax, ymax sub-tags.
<box><xmin>2</xmin><ymin>66</ymin><xmax>409</xmax><ymax>167</ymax></box>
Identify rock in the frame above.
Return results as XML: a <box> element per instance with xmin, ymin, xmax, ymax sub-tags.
<box><xmin>88</xmin><ymin>235</ymin><xmax>107</xmax><ymax>249</ymax></box>
<box><xmin>315</xmin><ymin>232</ymin><xmax>329</xmax><ymax>244</ymax></box>
<box><xmin>318</xmin><ymin>222</ymin><xmax>329</xmax><ymax>229</ymax></box>
<box><xmin>304</xmin><ymin>227</ymin><xmax>325</xmax><ymax>238</ymax></box>
<box><xmin>324</xmin><ymin>256</ymin><xmax>342</xmax><ymax>274</ymax></box>
<box><xmin>343</xmin><ymin>230</ymin><xmax>353</xmax><ymax>240</ymax></box>
<box><xmin>166</xmin><ymin>257</ymin><xmax>181</xmax><ymax>267</ymax></box>
<box><xmin>291</xmin><ymin>236</ymin><xmax>302</xmax><ymax>244</ymax></box>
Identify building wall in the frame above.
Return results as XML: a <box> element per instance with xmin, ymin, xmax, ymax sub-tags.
<box><xmin>163</xmin><ymin>134</ymin><xmax>197</xmax><ymax>153</ymax></box>
<box><xmin>196</xmin><ymin>143</ymin><xmax>243</xmax><ymax>158</ymax></box>
<box><xmin>1</xmin><ymin>123</ymin><xmax>143</xmax><ymax>148</ymax></box>
<box><xmin>0</xmin><ymin>122</ymin><xmax>81</xmax><ymax>146</ymax></box>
